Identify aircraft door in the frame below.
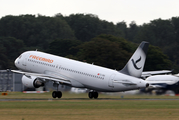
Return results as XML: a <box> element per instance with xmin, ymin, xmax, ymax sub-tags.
<box><xmin>56</xmin><ymin>64</ymin><xmax>61</xmax><ymax>72</ymax></box>
<box><xmin>22</xmin><ymin>53</ymin><xmax>30</xmax><ymax>71</ymax></box>
<box><xmin>22</xmin><ymin>54</ymin><xmax>27</xmax><ymax>69</ymax></box>
<box><xmin>108</xmin><ymin>74</ymin><xmax>115</xmax><ymax>88</ymax></box>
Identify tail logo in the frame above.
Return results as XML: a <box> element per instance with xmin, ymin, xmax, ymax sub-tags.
<box><xmin>131</xmin><ymin>56</ymin><xmax>142</xmax><ymax>70</ymax></box>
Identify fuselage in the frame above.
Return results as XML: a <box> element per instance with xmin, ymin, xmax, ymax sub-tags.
<box><xmin>15</xmin><ymin>51</ymin><xmax>147</xmax><ymax>92</ymax></box>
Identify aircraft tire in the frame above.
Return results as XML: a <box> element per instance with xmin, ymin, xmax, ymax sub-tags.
<box><xmin>52</xmin><ymin>91</ymin><xmax>62</xmax><ymax>98</ymax></box>
<box><xmin>93</xmin><ymin>92</ymin><xmax>98</xmax><ymax>99</ymax></box>
<box><xmin>52</xmin><ymin>91</ymin><xmax>57</xmax><ymax>98</ymax></box>
<box><xmin>88</xmin><ymin>92</ymin><xmax>94</xmax><ymax>99</ymax></box>
<box><xmin>57</xmin><ymin>91</ymin><xmax>62</xmax><ymax>98</ymax></box>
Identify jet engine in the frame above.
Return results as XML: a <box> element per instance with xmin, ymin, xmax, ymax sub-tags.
<box><xmin>22</xmin><ymin>75</ymin><xmax>44</xmax><ymax>88</ymax></box>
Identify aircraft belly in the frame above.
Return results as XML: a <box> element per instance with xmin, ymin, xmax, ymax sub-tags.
<box><xmin>81</xmin><ymin>79</ymin><xmax>107</xmax><ymax>90</ymax></box>
<box><xmin>74</xmin><ymin>75</ymin><xmax>109</xmax><ymax>91</ymax></box>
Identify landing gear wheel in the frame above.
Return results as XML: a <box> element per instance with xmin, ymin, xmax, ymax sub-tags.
<box><xmin>57</xmin><ymin>91</ymin><xmax>62</xmax><ymax>98</ymax></box>
<box><xmin>88</xmin><ymin>92</ymin><xmax>94</xmax><ymax>99</ymax></box>
<box><xmin>52</xmin><ymin>91</ymin><xmax>57</xmax><ymax>98</ymax></box>
<box><xmin>93</xmin><ymin>92</ymin><xmax>98</xmax><ymax>99</ymax></box>
<box><xmin>88</xmin><ymin>92</ymin><xmax>98</xmax><ymax>99</ymax></box>
<box><xmin>52</xmin><ymin>91</ymin><xmax>62</xmax><ymax>98</ymax></box>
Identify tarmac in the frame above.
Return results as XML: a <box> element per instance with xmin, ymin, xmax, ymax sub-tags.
<box><xmin>1</xmin><ymin>98</ymin><xmax>179</xmax><ymax>101</ymax></box>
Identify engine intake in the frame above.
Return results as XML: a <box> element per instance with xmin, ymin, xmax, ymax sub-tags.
<box><xmin>22</xmin><ymin>75</ymin><xmax>44</xmax><ymax>88</ymax></box>
<box><xmin>33</xmin><ymin>79</ymin><xmax>44</xmax><ymax>88</ymax></box>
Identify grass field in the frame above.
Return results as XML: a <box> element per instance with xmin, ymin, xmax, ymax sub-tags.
<box><xmin>1</xmin><ymin>92</ymin><xmax>179</xmax><ymax>120</ymax></box>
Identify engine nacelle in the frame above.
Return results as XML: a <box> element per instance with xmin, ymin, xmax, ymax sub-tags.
<box><xmin>22</xmin><ymin>75</ymin><xmax>44</xmax><ymax>88</ymax></box>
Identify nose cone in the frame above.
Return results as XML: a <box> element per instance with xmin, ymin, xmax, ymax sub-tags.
<box><xmin>14</xmin><ymin>58</ymin><xmax>19</xmax><ymax>68</ymax></box>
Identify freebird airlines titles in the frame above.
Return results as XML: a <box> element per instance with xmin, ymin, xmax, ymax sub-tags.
<box><xmin>11</xmin><ymin>41</ymin><xmax>149</xmax><ymax>99</ymax></box>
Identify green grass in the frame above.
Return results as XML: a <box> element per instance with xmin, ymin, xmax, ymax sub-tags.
<box><xmin>1</xmin><ymin>92</ymin><xmax>179</xmax><ymax>120</ymax></box>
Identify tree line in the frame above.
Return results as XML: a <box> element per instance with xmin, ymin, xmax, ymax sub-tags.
<box><xmin>0</xmin><ymin>14</ymin><xmax>176</xmax><ymax>72</ymax></box>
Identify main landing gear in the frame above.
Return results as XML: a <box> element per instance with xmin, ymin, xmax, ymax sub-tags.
<box><xmin>52</xmin><ymin>82</ymin><xmax>62</xmax><ymax>98</ymax></box>
<box><xmin>52</xmin><ymin>91</ymin><xmax>62</xmax><ymax>98</ymax></box>
<box><xmin>88</xmin><ymin>91</ymin><xmax>98</xmax><ymax>99</ymax></box>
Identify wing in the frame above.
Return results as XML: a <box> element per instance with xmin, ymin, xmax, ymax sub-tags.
<box><xmin>141</xmin><ymin>70</ymin><xmax>172</xmax><ymax>78</ymax></box>
<box><xmin>10</xmin><ymin>70</ymin><xmax>71</xmax><ymax>85</ymax></box>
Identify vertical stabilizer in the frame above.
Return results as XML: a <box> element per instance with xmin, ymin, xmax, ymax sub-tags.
<box><xmin>120</xmin><ymin>41</ymin><xmax>149</xmax><ymax>78</ymax></box>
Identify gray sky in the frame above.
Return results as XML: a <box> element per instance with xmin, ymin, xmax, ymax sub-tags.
<box><xmin>0</xmin><ymin>0</ymin><xmax>179</xmax><ymax>25</ymax></box>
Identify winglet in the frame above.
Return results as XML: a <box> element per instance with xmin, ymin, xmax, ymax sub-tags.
<box><xmin>120</xmin><ymin>41</ymin><xmax>149</xmax><ymax>78</ymax></box>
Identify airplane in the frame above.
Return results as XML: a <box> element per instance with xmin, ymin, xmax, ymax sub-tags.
<box><xmin>141</xmin><ymin>70</ymin><xmax>172</xmax><ymax>79</ymax></box>
<box><xmin>10</xmin><ymin>41</ymin><xmax>149</xmax><ymax>99</ymax></box>
<box><xmin>141</xmin><ymin>74</ymin><xmax>179</xmax><ymax>95</ymax></box>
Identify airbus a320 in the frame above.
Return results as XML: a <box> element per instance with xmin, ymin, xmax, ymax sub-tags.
<box><xmin>11</xmin><ymin>41</ymin><xmax>149</xmax><ymax>99</ymax></box>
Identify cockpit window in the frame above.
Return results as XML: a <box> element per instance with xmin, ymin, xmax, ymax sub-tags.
<box><xmin>19</xmin><ymin>55</ymin><xmax>22</xmax><ymax>59</ymax></box>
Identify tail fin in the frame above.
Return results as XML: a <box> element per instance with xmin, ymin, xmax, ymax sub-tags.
<box><xmin>120</xmin><ymin>41</ymin><xmax>149</xmax><ymax>78</ymax></box>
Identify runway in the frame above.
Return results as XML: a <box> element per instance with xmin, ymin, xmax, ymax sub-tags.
<box><xmin>1</xmin><ymin>98</ymin><xmax>179</xmax><ymax>101</ymax></box>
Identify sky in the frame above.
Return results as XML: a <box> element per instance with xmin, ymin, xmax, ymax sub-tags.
<box><xmin>0</xmin><ymin>0</ymin><xmax>179</xmax><ymax>25</ymax></box>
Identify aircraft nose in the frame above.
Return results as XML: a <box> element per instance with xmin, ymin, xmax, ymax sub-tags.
<box><xmin>14</xmin><ymin>58</ymin><xmax>19</xmax><ymax>67</ymax></box>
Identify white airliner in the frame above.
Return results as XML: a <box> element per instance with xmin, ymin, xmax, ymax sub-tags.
<box><xmin>141</xmin><ymin>70</ymin><xmax>172</xmax><ymax>79</ymax></box>
<box><xmin>141</xmin><ymin>74</ymin><xmax>179</xmax><ymax>94</ymax></box>
<box><xmin>11</xmin><ymin>41</ymin><xmax>149</xmax><ymax>99</ymax></box>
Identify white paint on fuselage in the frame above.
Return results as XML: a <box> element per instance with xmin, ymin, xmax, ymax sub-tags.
<box><xmin>15</xmin><ymin>51</ymin><xmax>147</xmax><ymax>92</ymax></box>
<box><xmin>145</xmin><ymin>75</ymin><xmax>179</xmax><ymax>85</ymax></box>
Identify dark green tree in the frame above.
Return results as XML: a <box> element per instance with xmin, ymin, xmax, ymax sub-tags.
<box><xmin>144</xmin><ymin>45</ymin><xmax>171</xmax><ymax>71</ymax></box>
<box><xmin>47</xmin><ymin>39</ymin><xmax>82</xmax><ymax>57</ymax></box>
<box><xmin>64</xmin><ymin>14</ymin><xmax>121</xmax><ymax>42</ymax></box>
<box><xmin>0</xmin><ymin>37</ymin><xmax>25</xmax><ymax>69</ymax></box>
<box><xmin>0</xmin><ymin>15</ymin><xmax>76</xmax><ymax>50</ymax></box>
<box><xmin>116</xmin><ymin>21</ymin><xmax>128</xmax><ymax>39</ymax></box>
<box><xmin>76</xmin><ymin>35</ymin><xmax>133</xmax><ymax>70</ymax></box>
